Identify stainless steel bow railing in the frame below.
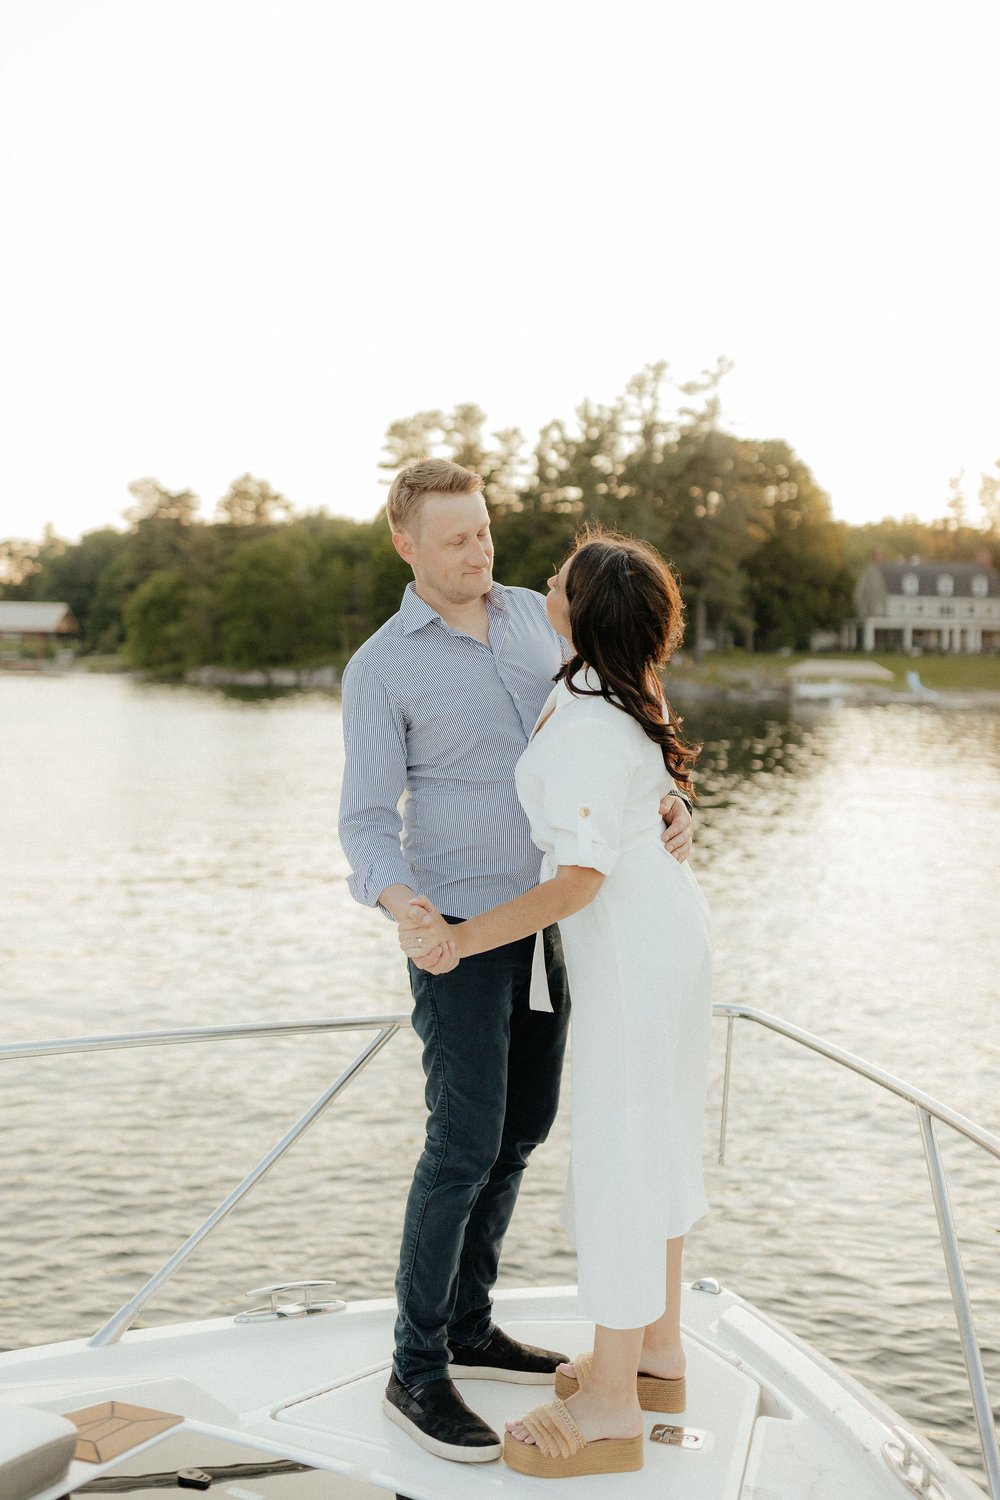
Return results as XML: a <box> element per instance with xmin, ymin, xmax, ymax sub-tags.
<box><xmin>0</xmin><ymin>1014</ymin><xmax>411</xmax><ymax>1347</ymax></box>
<box><xmin>2</xmin><ymin>1004</ymin><xmax>998</xmax><ymax>1493</ymax></box>
<box><xmin>715</xmin><ymin>1005</ymin><xmax>1000</xmax><ymax>1499</ymax></box>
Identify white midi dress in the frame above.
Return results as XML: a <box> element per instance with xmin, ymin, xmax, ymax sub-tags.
<box><xmin>516</xmin><ymin>669</ymin><xmax>713</xmax><ymax>1329</ymax></box>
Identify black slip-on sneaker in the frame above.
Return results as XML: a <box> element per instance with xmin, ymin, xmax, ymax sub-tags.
<box><xmin>447</xmin><ymin>1325</ymin><xmax>570</xmax><ymax>1383</ymax></box>
<box><xmin>382</xmin><ymin>1373</ymin><xmax>501</xmax><ymax>1463</ymax></box>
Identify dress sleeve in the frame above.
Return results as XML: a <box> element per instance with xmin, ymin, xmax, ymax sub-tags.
<box><xmin>539</xmin><ymin>719</ymin><xmax>633</xmax><ymax>876</ymax></box>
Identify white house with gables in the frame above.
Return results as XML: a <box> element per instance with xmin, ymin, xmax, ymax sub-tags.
<box><xmin>848</xmin><ymin>560</ymin><xmax>1000</xmax><ymax>652</ymax></box>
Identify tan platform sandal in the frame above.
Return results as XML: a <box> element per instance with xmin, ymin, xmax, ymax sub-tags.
<box><xmin>554</xmin><ymin>1350</ymin><xmax>686</xmax><ymax>1413</ymax></box>
<box><xmin>502</xmin><ymin>1397</ymin><xmax>643</xmax><ymax>1479</ymax></box>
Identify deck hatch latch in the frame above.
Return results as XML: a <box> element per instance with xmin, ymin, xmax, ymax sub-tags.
<box><xmin>650</xmin><ymin>1424</ymin><xmax>705</xmax><ymax>1449</ymax></box>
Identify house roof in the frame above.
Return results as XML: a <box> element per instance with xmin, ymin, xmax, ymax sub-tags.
<box><xmin>0</xmin><ymin>601</ymin><xmax>78</xmax><ymax>633</ymax></box>
<box><xmin>876</xmin><ymin>562</ymin><xmax>1000</xmax><ymax>599</ymax></box>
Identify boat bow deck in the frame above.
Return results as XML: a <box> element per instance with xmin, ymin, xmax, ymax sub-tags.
<box><xmin>0</xmin><ymin>1285</ymin><xmax>985</xmax><ymax>1499</ymax></box>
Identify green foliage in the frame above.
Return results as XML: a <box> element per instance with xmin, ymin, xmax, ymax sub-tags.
<box><xmin>0</xmin><ymin>537</ymin><xmax>44</xmax><ymax>590</ymax></box>
<box><xmin>125</xmin><ymin>478</ymin><xmax>200</xmax><ymax>526</ymax></box>
<box><xmin>361</xmin><ymin>523</ymin><xmax>413</xmax><ymax>633</ymax></box>
<box><xmin>380</xmin><ymin>404</ymin><xmax>527</xmax><ymax>511</ymax></box>
<box><xmin>4</xmin><ymin>380</ymin><xmax>998</xmax><ymax>673</ymax></box>
<box><xmin>744</xmin><ymin>446</ymin><xmax>854</xmax><ymax>650</ymax></box>
<box><xmin>979</xmin><ymin>462</ymin><xmax>1000</xmax><ymax>536</ymax></box>
<box><xmin>846</xmin><ymin>517</ymin><xmax>964</xmax><ymax>569</ymax></box>
<box><xmin>490</xmin><ymin>507</ymin><xmax>578</xmax><ymax>594</ymax></box>
<box><xmin>219</xmin><ymin>535</ymin><xmax>312</xmax><ymax>667</ymax></box>
<box><xmin>215</xmin><ymin>473</ymin><xmax>292</xmax><ymax>527</ymax></box>
<box><xmin>124</xmin><ymin>570</ymin><xmax>213</xmax><ymax>675</ymax></box>
<box><xmin>36</xmin><ymin>529</ymin><xmax>130</xmax><ymax>648</ymax></box>
<box><xmin>501</xmin><ymin>362</ymin><xmax>842</xmax><ymax>657</ymax></box>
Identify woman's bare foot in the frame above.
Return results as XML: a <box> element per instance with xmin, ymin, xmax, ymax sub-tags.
<box><xmin>505</xmin><ymin>1387</ymin><xmax>642</xmax><ymax>1447</ymax></box>
<box><xmin>637</xmin><ymin>1336</ymin><xmax>685</xmax><ymax>1381</ymax></box>
<box><xmin>557</xmin><ymin>1340</ymin><xmax>685</xmax><ymax>1385</ymax></box>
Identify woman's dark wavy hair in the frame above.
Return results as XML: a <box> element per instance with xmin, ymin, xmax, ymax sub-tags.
<box><xmin>555</xmin><ymin>526</ymin><xmax>700</xmax><ymax>797</ymax></box>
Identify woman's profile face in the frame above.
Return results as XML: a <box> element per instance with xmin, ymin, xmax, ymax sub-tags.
<box><xmin>545</xmin><ymin>557</ymin><xmax>573</xmax><ymax>642</ymax></box>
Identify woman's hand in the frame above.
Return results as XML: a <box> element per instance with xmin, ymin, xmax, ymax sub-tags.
<box><xmin>398</xmin><ymin>896</ymin><xmax>460</xmax><ymax>972</ymax></box>
<box><xmin>659</xmin><ymin>794</ymin><xmax>693</xmax><ymax>862</ymax></box>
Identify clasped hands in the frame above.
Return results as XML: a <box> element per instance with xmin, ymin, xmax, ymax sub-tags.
<box><xmin>395</xmin><ymin>796</ymin><xmax>691</xmax><ymax>977</ymax></box>
<box><xmin>398</xmin><ymin>895</ymin><xmax>460</xmax><ymax>974</ymax></box>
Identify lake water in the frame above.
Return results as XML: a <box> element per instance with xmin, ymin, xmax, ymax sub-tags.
<box><xmin>2</xmin><ymin>673</ymin><xmax>999</xmax><ymax>1482</ymax></box>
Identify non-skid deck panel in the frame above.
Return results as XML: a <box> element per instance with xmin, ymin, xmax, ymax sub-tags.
<box><xmin>51</xmin><ymin>1429</ymin><xmax>398</xmax><ymax>1500</ymax></box>
<box><xmin>275</xmin><ymin>1318</ymin><xmax>761</xmax><ymax>1499</ymax></box>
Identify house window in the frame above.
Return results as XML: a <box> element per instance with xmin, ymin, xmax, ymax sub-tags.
<box><xmin>939</xmin><ymin>605</ymin><xmax>955</xmax><ymax>616</ymax></box>
<box><xmin>936</xmin><ymin>573</ymin><xmax>954</xmax><ymax>596</ymax></box>
<box><xmin>972</xmin><ymin>574</ymin><xmax>989</xmax><ymax>597</ymax></box>
<box><xmin>902</xmin><ymin>573</ymin><xmax>919</xmax><ymax>595</ymax></box>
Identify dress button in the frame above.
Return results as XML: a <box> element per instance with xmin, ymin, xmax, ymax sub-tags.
<box><xmin>579</xmin><ymin>806</ymin><xmax>591</xmax><ymax>818</ymax></box>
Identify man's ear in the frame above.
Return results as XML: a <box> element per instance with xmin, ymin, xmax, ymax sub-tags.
<box><xmin>392</xmin><ymin>530</ymin><xmax>415</xmax><ymax>565</ymax></box>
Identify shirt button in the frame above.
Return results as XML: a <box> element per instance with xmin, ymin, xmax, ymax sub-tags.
<box><xmin>579</xmin><ymin>807</ymin><xmax>591</xmax><ymax>818</ymax></box>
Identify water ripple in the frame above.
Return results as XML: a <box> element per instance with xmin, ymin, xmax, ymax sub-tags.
<box><xmin>2</xmin><ymin>676</ymin><xmax>999</xmax><ymax>1482</ymax></box>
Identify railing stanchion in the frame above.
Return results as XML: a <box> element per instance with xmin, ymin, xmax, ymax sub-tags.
<box><xmin>7</xmin><ymin>1002</ymin><xmax>1000</xmax><ymax>1486</ymax></box>
<box><xmin>718</xmin><ymin>1013</ymin><xmax>735</xmax><ymax>1165</ymax></box>
<box><xmin>88</xmin><ymin>1025</ymin><xmax>400</xmax><ymax>1348</ymax></box>
<box><xmin>917</xmin><ymin>1105</ymin><xmax>1000</xmax><ymax>1498</ymax></box>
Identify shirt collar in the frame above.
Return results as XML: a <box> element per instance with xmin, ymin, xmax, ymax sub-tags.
<box><xmin>399</xmin><ymin>580</ymin><xmax>508</xmax><ymax>636</ymax></box>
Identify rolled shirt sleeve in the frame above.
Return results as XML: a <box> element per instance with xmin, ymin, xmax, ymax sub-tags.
<box><xmin>539</xmin><ymin>721</ymin><xmax>633</xmax><ymax>876</ymax></box>
<box><xmin>338</xmin><ymin>660</ymin><xmax>418</xmax><ymax>909</ymax></box>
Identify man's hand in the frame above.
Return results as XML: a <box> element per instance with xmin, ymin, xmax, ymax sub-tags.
<box><xmin>659</xmin><ymin>794</ymin><xmax>693</xmax><ymax>863</ymax></box>
<box><xmin>398</xmin><ymin>896</ymin><xmax>460</xmax><ymax>973</ymax></box>
<box><xmin>411</xmin><ymin>942</ymin><xmax>459</xmax><ymax>973</ymax></box>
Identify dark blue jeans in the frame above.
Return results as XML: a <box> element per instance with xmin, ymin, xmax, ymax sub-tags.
<box><xmin>393</xmin><ymin>922</ymin><xmax>570</xmax><ymax>1389</ymax></box>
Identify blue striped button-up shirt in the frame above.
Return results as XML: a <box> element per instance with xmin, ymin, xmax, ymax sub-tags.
<box><xmin>338</xmin><ymin>581</ymin><xmax>565</xmax><ymax>919</ymax></box>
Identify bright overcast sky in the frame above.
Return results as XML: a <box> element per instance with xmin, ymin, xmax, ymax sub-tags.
<box><xmin>3</xmin><ymin>0</ymin><xmax>998</xmax><ymax>543</ymax></box>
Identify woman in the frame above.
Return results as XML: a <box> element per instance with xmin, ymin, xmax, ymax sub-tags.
<box><xmin>397</xmin><ymin>528</ymin><xmax>713</xmax><ymax>1479</ymax></box>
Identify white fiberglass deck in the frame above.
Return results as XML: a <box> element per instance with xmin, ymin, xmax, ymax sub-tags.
<box><xmin>0</xmin><ymin>1284</ymin><xmax>983</xmax><ymax>1500</ymax></box>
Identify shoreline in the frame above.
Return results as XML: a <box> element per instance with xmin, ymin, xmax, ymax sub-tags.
<box><xmin>664</xmin><ymin>677</ymin><xmax>1000</xmax><ymax>710</ymax></box>
<box><xmin>5</xmin><ymin>656</ymin><xmax>1000</xmax><ymax>710</ymax></box>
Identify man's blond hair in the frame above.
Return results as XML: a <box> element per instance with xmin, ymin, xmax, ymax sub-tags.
<box><xmin>386</xmin><ymin>459</ymin><xmax>484</xmax><ymax>534</ymax></box>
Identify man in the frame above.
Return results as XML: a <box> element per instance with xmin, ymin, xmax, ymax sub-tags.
<box><xmin>338</xmin><ymin>459</ymin><xmax>693</xmax><ymax>1463</ymax></box>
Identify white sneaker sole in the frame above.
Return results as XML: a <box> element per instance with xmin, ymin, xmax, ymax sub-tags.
<box><xmin>381</xmin><ymin>1396</ymin><xmax>502</xmax><ymax>1463</ymax></box>
<box><xmin>449</xmin><ymin>1363</ymin><xmax>558</xmax><ymax>1383</ymax></box>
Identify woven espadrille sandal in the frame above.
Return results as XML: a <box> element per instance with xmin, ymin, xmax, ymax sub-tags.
<box><xmin>554</xmin><ymin>1350</ymin><xmax>687</xmax><ymax>1413</ymax></box>
<box><xmin>502</xmin><ymin>1398</ymin><xmax>643</xmax><ymax>1479</ymax></box>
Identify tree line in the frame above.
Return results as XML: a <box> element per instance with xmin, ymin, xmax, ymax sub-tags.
<box><xmin>3</xmin><ymin>364</ymin><xmax>998</xmax><ymax>674</ymax></box>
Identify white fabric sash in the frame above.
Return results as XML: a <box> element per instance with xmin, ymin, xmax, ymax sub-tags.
<box><xmin>528</xmin><ymin>851</ymin><xmax>557</xmax><ymax>1012</ymax></box>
